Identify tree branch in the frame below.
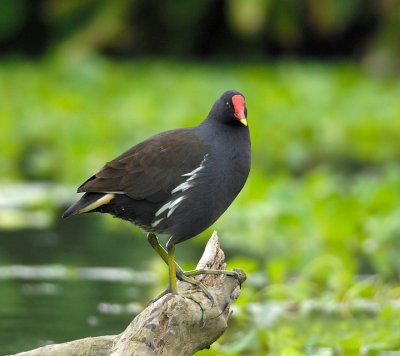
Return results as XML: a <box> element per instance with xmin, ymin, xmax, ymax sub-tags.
<box><xmin>13</xmin><ymin>232</ymin><xmax>246</xmax><ymax>356</ymax></box>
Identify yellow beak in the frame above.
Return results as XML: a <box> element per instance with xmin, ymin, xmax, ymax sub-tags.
<box><xmin>239</xmin><ymin>118</ymin><xmax>248</xmax><ymax>126</ymax></box>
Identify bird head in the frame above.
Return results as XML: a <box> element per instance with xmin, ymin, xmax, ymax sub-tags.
<box><xmin>210</xmin><ymin>90</ymin><xmax>248</xmax><ymax>127</ymax></box>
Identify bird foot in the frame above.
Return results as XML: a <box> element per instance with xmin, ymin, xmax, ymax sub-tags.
<box><xmin>176</xmin><ymin>270</ymin><xmax>215</xmax><ymax>303</ymax></box>
<box><xmin>175</xmin><ymin>269</ymin><xmax>241</xmax><ymax>302</ymax></box>
<box><xmin>182</xmin><ymin>268</ymin><xmax>241</xmax><ymax>284</ymax></box>
<box><xmin>148</xmin><ymin>269</ymin><xmax>239</xmax><ymax>306</ymax></box>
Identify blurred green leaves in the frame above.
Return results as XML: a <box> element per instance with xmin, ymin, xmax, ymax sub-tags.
<box><xmin>2</xmin><ymin>59</ymin><xmax>400</xmax><ymax>180</ymax></box>
<box><xmin>1</xmin><ymin>58</ymin><xmax>400</xmax><ymax>353</ymax></box>
<box><xmin>221</xmin><ymin>166</ymin><xmax>400</xmax><ymax>277</ymax></box>
<box><xmin>1</xmin><ymin>58</ymin><xmax>400</xmax><ymax>280</ymax></box>
<box><xmin>0</xmin><ymin>0</ymin><xmax>399</xmax><ymax>72</ymax></box>
<box><xmin>307</xmin><ymin>0</ymin><xmax>364</xmax><ymax>35</ymax></box>
<box><xmin>0</xmin><ymin>0</ymin><xmax>28</xmax><ymax>40</ymax></box>
<box><xmin>228</xmin><ymin>0</ymin><xmax>269</xmax><ymax>37</ymax></box>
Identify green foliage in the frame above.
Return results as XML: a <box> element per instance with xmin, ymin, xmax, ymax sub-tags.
<box><xmin>2</xmin><ymin>58</ymin><xmax>400</xmax><ymax>181</ymax></box>
<box><xmin>1</xmin><ymin>58</ymin><xmax>400</xmax><ymax>353</ymax></box>
<box><xmin>221</xmin><ymin>166</ymin><xmax>400</xmax><ymax>278</ymax></box>
<box><xmin>0</xmin><ymin>0</ymin><xmax>28</xmax><ymax>40</ymax></box>
<box><xmin>0</xmin><ymin>0</ymin><xmax>399</xmax><ymax>71</ymax></box>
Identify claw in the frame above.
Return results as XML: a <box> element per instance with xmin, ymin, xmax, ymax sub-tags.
<box><xmin>177</xmin><ymin>270</ymin><xmax>214</xmax><ymax>304</ymax></box>
<box><xmin>146</xmin><ymin>233</ymin><xmax>238</xmax><ymax>305</ymax></box>
<box><xmin>183</xmin><ymin>268</ymin><xmax>240</xmax><ymax>282</ymax></box>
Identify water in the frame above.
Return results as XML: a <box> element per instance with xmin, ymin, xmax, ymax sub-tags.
<box><xmin>0</xmin><ymin>279</ymin><xmax>142</xmax><ymax>354</ymax></box>
<box><xmin>2</xmin><ymin>187</ymin><xmax>400</xmax><ymax>354</ymax></box>
<box><xmin>0</xmin><ymin>182</ymin><xmax>215</xmax><ymax>354</ymax></box>
<box><xmin>0</xmin><ymin>209</ymin><xmax>184</xmax><ymax>355</ymax></box>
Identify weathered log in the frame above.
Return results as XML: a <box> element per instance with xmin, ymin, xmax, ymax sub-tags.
<box><xmin>12</xmin><ymin>232</ymin><xmax>246</xmax><ymax>356</ymax></box>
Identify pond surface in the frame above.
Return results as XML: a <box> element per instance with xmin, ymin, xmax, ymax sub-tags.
<box><xmin>0</xmin><ymin>206</ymin><xmax>205</xmax><ymax>355</ymax></box>
<box><xmin>3</xmin><ymin>184</ymin><xmax>400</xmax><ymax>355</ymax></box>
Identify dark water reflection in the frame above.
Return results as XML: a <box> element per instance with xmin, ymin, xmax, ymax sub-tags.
<box><xmin>0</xmin><ymin>279</ymin><xmax>138</xmax><ymax>354</ymax></box>
<box><xmin>0</xmin><ymin>212</ymin><xmax>204</xmax><ymax>355</ymax></box>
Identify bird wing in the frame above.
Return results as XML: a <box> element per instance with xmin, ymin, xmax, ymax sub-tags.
<box><xmin>77</xmin><ymin>129</ymin><xmax>208</xmax><ymax>203</ymax></box>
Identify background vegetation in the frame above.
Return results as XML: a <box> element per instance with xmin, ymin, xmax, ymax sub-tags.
<box><xmin>1</xmin><ymin>1</ymin><xmax>400</xmax><ymax>355</ymax></box>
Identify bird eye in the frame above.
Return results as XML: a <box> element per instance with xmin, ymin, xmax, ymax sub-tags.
<box><xmin>225</xmin><ymin>101</ymin><xmax>230</xmax><ymax>106</ymax></box>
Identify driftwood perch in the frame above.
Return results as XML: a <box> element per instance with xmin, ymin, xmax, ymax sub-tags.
<box><xmin>13</xmin><ymin>232</ymin><xmax>246</xmax><ymax>356</ymax></box>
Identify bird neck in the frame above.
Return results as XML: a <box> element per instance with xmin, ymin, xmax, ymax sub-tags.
<box><xmin>196</xmin><ymin>116</ymin><xmax>250</xmax><ymax>148</ymax></box>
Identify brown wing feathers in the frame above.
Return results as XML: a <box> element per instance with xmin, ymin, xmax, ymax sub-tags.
<box><xmin>76</xmin><ymin>129</ymin><xmax>208</xmax><ymax>206</ymax></box>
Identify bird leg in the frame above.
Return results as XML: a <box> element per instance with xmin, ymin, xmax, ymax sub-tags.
<box><xmin>146</xmin><ymin>233</ymin><xmax>214</xmax><ymax>301</ymax></box>
<box><xmin>166</xmin><ymin>240</ymin><xmax>178</xmax><ymax>294</ymax></box>
<box><xmin>182</xmin><ymin>269</ymin><xmax>240</xmax><ymax>282</ymax></box>
<box><xmin>147</xmin><ymin>233</ymin><xmax>185</xmax><ymax>272</ymax></box>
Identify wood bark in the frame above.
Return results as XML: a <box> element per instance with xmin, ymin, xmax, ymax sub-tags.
<box><xmin>12</xmin><ymin>232</ymin><xmax>246</xmax><ymax>356</ymax></box>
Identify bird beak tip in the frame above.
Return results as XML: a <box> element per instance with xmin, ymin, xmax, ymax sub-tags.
<box><xmin>239</xmin><ymin>118</ymin><xmax>248</xmax><ymax>126</ymax></box>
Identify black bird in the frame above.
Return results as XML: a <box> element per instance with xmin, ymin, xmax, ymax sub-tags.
<box><xmin>63</xmin><ymin>90</ymin><xmax>251</xmax><ymax>297</ymax></box>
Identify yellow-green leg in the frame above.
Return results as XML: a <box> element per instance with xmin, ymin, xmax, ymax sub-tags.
<box><xmin>166</xmin><ymin>241</ymin><xmax>177</xmax><ymax>293</ymax></box>
<box><xmin>184</xmin><ymin>269</ymin><xmax>239</xmax><ymax>279</ymax></box>
<box><xmin>147</xmin><ymin>233</ymin><xmax>215</xmax><ymax>300</ymax></box>
<box><xmin>147</xmin><ymin>233</ymin><xmax>183</xmax><ymax>271</ymax></box>
<box><xmin>147</xmin><ymin>234</ymin><xmax>238</xmax><ymax>277</ymax></box>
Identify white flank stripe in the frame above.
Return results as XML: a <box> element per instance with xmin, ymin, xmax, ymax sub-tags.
<box><xmin>151</xmin><ymin>218</ymin><xmax>164</xmax><ymax>227</ymax></box>
<box><xmin>171</xmin><ymin>154</ymin><xmax>208</xmax><ymax>194</ymax></box>
<box><xmin>182</xmin><ymin>165</ymin><xmax>203</xmax><ymax>177</ymax></box>
<box><xmin>169</xmin><ymin>196</ymin><xmax>185</xmax><ymax>209</ymax></box>
<box><xmin>167</xmin><ymin>205</ymin><xmax>179</xmax><ymax>218</ymax></box>
<box><xmin>155</xmin><ymin>201</ymin><xmax>171</xmax><ymax>217</ymax></box>
<box><xmin>155</xmin><ymin>155</ymin><xmax>208</xmax><ymax>221</ymax></box>
<box><xmin>171</xmin><ymin>181</ymin><xmax>192</xmax><ymax>194</ymax></box>
<box><xmin>167</xmin><ymin>196</ymin><xmax>186</xmax><ymax>218</ymax></box>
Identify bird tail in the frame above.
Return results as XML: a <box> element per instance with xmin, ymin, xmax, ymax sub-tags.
<box><xmin>62</xmin><ymin>192</ymin><xmax>115</xmax><ymax>218</ymax></box>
